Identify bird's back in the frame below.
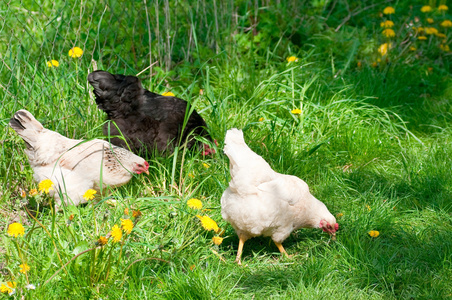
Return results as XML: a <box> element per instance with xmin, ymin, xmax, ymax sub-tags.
<box><xmin>221</xmin><ymin>129</ymin><xmax>334</xmax><ymax>243</ymax></box>
<box><xmin>88</xmin><ymin>70</ymin><xmax>212</xmax><ymax>154</ymax></box>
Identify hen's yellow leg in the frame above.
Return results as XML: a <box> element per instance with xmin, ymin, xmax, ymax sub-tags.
<box><xmin>235</xmin><ymin>235</ymin><xmax>247</xmax><ymax>265</ymax></box>
<box><xmin>274</xmin><ymin>242</ymin><xmax>291</xmax><ymax>258</ymax></box>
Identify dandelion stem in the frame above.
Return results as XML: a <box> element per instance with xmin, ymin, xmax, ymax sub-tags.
<box><xmin>44</xmin><ymin>246</ymin><xmax>100</xmax><ymax>286</ymax></box>
<box><xmin>13</xmin><ymin>240</ymin><xmax>29</xmax><ymax>284</ymax></box>
<box><xmin>24</xmin><ymin>206</ymin><xmax>67</xmax><ymax>275</ymax></box>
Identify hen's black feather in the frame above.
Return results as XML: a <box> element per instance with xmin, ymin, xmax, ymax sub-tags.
<box><xmin>88</xmin><ymin>70</ymin><xmax>212</xmax><ymax>155</ymax></box>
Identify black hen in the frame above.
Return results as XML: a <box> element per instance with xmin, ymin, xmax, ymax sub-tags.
<box><xmin>88</xmin><ymin>70</ymin><xmax>214</xmax><ymax>155</ymax></box>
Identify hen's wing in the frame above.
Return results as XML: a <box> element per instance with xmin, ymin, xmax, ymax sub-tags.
<box><xmin>89</xmin><ymin>70</ymin><xmax>211</xmax><ymax>154</ymax></box>
<box><xmin>10</xmin><ymin>110</ymin><xmax>138</xmax><ymax>206</ymax></box>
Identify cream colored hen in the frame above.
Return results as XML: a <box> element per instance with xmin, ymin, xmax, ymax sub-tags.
<box><xmin>221</xmin><ymin>129</ymin><xmax>338</xmax><ymax>264</ymax></box>
<box><xmin>9</xmin><ymin>110</ymin><xmax>149</xmax><ymax>208</ymax></box>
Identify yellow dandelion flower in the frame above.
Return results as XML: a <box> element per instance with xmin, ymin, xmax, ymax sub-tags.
<box><xmin>29</xmin><ymin>189</ymin><xmax>38</xmax><ymax>196</ymax></box>
<box><xmin>196</xmin><ymin>215</ymin><xmax>220</xmax><ymax>233</ymax></box>
<box><xmin>336</xmin><ymin>213</ymin><xmax>344</xmax><ymax>218</ymax></box>
<box><xmin>435</xmin><ymin>32</ymin><xmax>447</xmax><ymax>38</ymax></box>
<box><xmin>383</xmin><ymin>6</ymin><xmax>395</xmax><ymax>15</ymax></box>
<box><xmin>378</xmin><ymin>43</ymin><xmax>391</xmax><ymax>56</ymax></box>
<box><xmin>441</xmin><ymin>20</ymin><xmax>452</xmax><ymax>28</ymax></box>
<box><xmin>440</xmin><ymin>44</ymin><xmax>450</xmax><ymax>52</ymax></box>
<box><xmin>46</xmin><ymin>60</ymin><xmax>59</xmax><ymax>68</ymax></box>
<box><xmin>7</xmin><ymin>222</ymin><xmax>25</xmax><ymax>238</ymax></box>
<box><xmin>291</xmin><ymin>108</ymin><xmax>302</xmax><ymax>115</ymax></box>
<box><xmin>212</xmin><ymin>236</ymin><xmax>224</xmax><ymax>245</ymax></box>
<box><xmin>368</xmin><ymin>230</ymin><xmax>380</xmax><ymax>238</ymax></box>
<box><xmin>111</xmin><ymin>224</ymin><xmax>122</xmax><ymax>242</ymax></box>
<box><xmin>380</xmin><ymin>20</ymin><xmax>394</xmax><ymax>28</ymax></box>
<box><xmin>38</xmin><ymin>179</ymin><xmax>54</xmax><ymax>194</ymax></box>
<box><xmin>258</xmin><ymin>117</ymin><xmax>264</xmax><ymax>122</ymax></box>
<box><xmin>382</xmin><ymin>28</ymin><xmax>396</xmax><ymax>37</ymax></box>
<box><xmin>410</xmin><ymin>46</ymin><xmax>417</xmax><ymax>51</ymax></box>
<box><xmin>425</xmin><ymin>27</ymin><xmax>438</xmax><ymax>35</ymax></box>
<box><xmin>68</xmin><ymin>46</ymin><xmax>83</xmax><ymax>58</ymax></box>
<box><xmin>19</xmin><ymin>263</ymin><xmax>30</xmax><ymax>274</ymax></box>
<box><xmin>415</xmin><ymin>27</ymin><xmax>424</xmax><ymax>32</ymax></box>
<box><xmin>187</xmin><ymin>198</ymin><xmax>203</xmax><ymax>210</ymax></box>
<box><xmin>203</xmin><ymin>162</ymin><xmax>210</xmax><ymax>169</ymax></box>
<box><xmin>20</xmin><ymin>190</ymin><xmax>26</xmax><ymax>198</ymax></box>
<box><xmin>418</xmin><ymin>36</ymin><xmax>428</xmax><ymax>40</ymax></box>
<box><xmin>0</xmin><ymin>284</ymin><xmax>10</xmax><ymax>294</ymax></box>
<box><xmin>120</xmin><ymin>218</ymin><xmax>134</xmax><ymax>234</ymax></box>
<box><xmin>0</xmin><ymin>282</ymin><xmax>16</xmax><ymax>294</ymax></box>
<box><xmin>97</xmin><ymin>236</ymin><xmax>108</xmax><ymax>246</ymax></box>
<box><xmin>82</xmin><ymin>189</ymin><xmax>97</xmax><ymax>201</ymax></box>
<box><xmin>132</xmin><ymin>209</ymin><xmax>142</xmax><ymax>218</ymax></box>
<box><xmin>438</xmin><ymin>5</ymin><xmax>448</xmax><ymax>12</ymax></box>
<box><xmin>124</xmin><ymin>207</ymin><xmax>130</xmax><ymax>216</ymax></box>
<box><xmin>162</xmin><ymin>91</ymin><xmax>175</xmax><ymax>97</ymax></box>
<box><xmin>366</xmin><ymin>205</ymin><xmax>371</xmax><ymax>212</ymax></box>
<box><xmin>427</xmin><ymin>18</ymin><xmax>434</xmax><ymax>24</ymax></box>
<box><xmin>421</xmin><ymin>5</ymin><xmax>432</xmax><ymax>13</ymax></box>
<box><xmin>286</xmin><ymin>56</ymin><xmax>298</xmax><ymax>62</ymax></box>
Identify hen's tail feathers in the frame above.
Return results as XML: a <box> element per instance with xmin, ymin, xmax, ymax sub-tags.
<box><xmin>9</xmin><ymin>110</ymin><xmax>44</xmax><ymax>149</ymax></box>
<box><xmin>88</xmin><ymin>70</ymin><xmax>143</xmax><ymax>112</ymax></box>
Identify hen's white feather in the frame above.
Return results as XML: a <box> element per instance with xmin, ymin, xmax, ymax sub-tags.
<box><xmin>10</xmin><ymin>110</ymin><xmax>148</xmax><ymax>208</ymax></box>
<box><xmin>221</xmin><ymin>128</ymin><xmax>336</xmax><ymax>244</ymax></box>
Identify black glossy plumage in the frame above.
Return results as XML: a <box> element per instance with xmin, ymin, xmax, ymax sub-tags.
<box><xmin>88</xmin><ymin>70</ymin><xmax>212</xmax><ymax>155</ymax></box>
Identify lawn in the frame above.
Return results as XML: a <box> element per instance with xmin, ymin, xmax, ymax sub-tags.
<box><xmin>1</xmin><ymin>0</ymin><xmax>451</xmax><ymax>299</ymax></box>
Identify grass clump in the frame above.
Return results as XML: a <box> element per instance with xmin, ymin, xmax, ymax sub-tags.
<box><xmin>1</xmin><ymin>0</ymin><xmax>451</xmax><ymax>299</ymax></box>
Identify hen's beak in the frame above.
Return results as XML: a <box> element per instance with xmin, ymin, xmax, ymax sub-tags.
<box><xmin>144</xmin><ymin>169</ymin><xmax>149</xmax><ymax>175</ymax></box>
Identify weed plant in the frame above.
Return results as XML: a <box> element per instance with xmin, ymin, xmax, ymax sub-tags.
<box><xmin>0</xmin><ymin>0</ymin><xmax>451</xmax><ymax>299</ymax></box>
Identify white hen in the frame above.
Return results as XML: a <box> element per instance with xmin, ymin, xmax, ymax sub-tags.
<box><xmin>9</xmin><ymin>110</ymin><xmax>149</xmax><ymax>208</ymax></box>
<box><xmin>221</xmin><ymin>129</ymin><xmax>338</xmax><ymax>264</ymax></box>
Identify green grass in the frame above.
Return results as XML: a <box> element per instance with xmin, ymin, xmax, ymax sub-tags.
<box><xmin>1</xmin><ymin>0</ymin><xmax>452</xmax><ymax>299</ymax></box>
